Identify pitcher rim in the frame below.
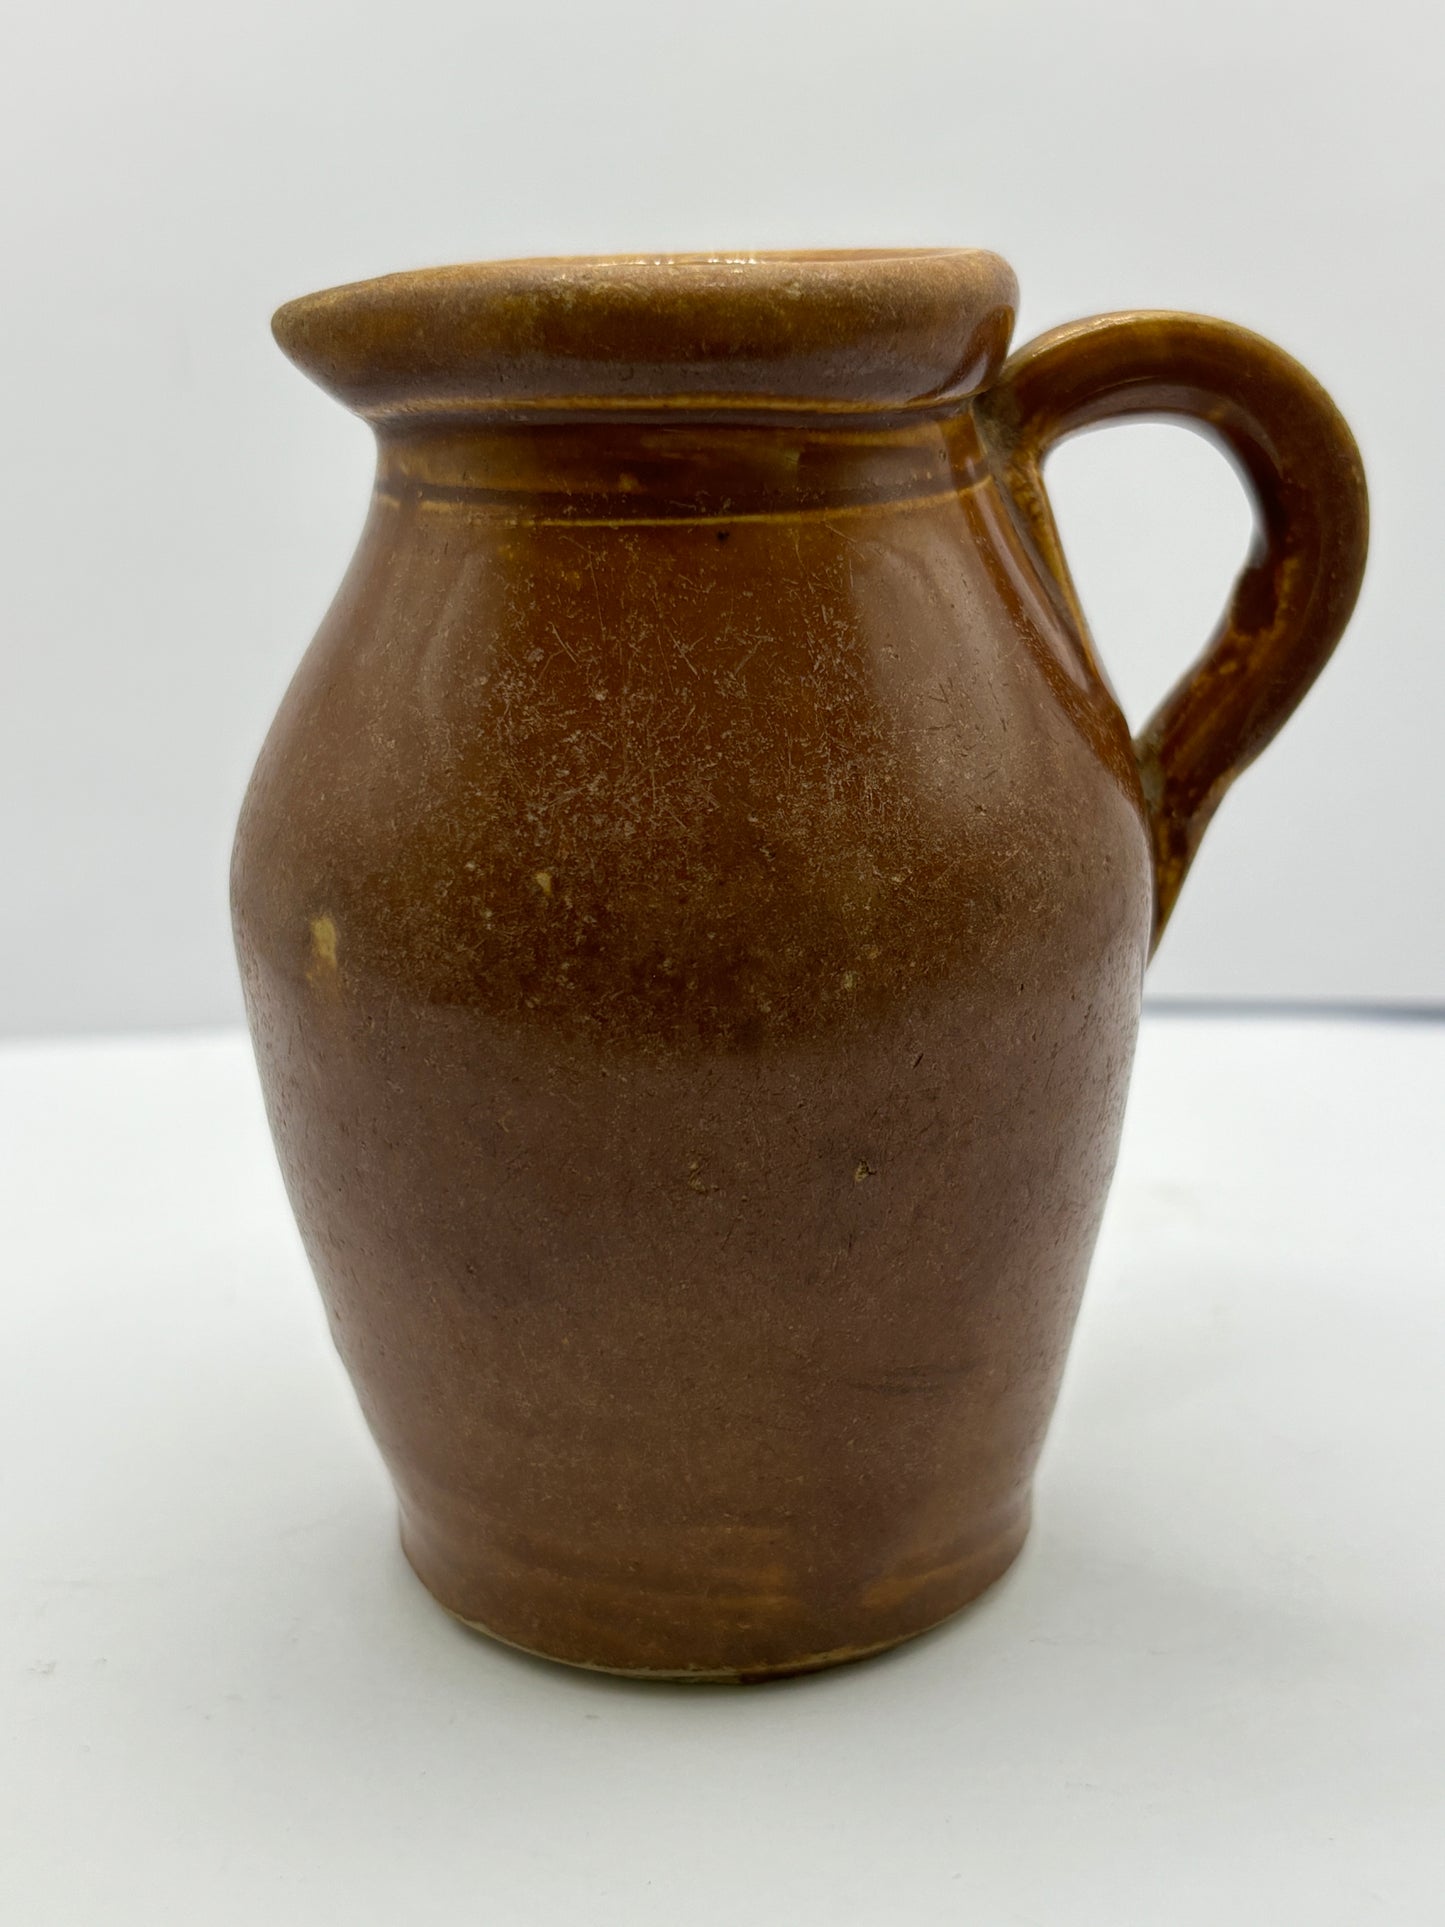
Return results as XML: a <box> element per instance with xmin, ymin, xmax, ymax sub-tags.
<box><xmin>271</xmin><ymin>247</ymin><xmax>1019</xmax><ymax>427</ymax></box>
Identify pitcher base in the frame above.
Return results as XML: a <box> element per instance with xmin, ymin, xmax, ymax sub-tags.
<box><xmin>403</xmin><ymin>1506</ymin><xmax>1031</xmax><ymax>1683</ymax></box>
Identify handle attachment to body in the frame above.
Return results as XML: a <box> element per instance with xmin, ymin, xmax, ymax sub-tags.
<box><xmin>975</xmin><ymin>311</ymin><xmax>1368</xmax><ymax>948</ymax></box>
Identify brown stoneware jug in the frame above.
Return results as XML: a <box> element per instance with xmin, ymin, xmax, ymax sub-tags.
<box><xmin>233</xmin><ymin>250</ymin><xmax>1367</xmax><ymax>1678</ymax></box>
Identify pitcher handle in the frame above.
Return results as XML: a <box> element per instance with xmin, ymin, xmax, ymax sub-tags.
<box><xmin>974</xmin><ymin>311</ymin><xmax>1369</xmax><ymax>949</ymax></box>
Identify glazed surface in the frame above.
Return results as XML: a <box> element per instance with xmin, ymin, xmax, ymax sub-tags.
<box><xmin>234</xmin><ymin>413</ymin><xmax>1151</xmax><ymax>1674</ymax></box>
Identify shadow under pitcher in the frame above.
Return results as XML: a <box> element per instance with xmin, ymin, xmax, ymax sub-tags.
<box><xmin>232</xmin><ymin>250</ymin><xmax>1367</xmax><ymax>1679</ymax></box>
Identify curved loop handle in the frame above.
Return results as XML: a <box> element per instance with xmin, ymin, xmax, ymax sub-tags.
<box><xmin>975</xmin><ymin>311</ymin><xmax>1368</xmax><ymax>948</ymax></box>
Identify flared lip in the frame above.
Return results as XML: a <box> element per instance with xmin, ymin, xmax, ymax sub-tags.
<box><xmin>271</xmin><ymin>247</ymin><xmax>1019</xmax><ymax>425</ymax></box>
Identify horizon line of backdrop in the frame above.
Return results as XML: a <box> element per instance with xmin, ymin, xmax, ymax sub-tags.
<box><xmin>2</xmin><ymin>0</ymin><xmax>1441</xmax><ymax>1037</ymax></box>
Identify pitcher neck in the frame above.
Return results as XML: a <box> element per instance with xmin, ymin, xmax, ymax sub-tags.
<box><xmin>374</xmin><ymin>415</ymin><xmax>992</xmax><ymax>524</ymax></box>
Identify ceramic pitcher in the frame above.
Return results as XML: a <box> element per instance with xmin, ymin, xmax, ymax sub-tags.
<box><xmin>233</xmin><ymin>250</ymin><xmax>1367</xmax><ymax>1678</ymax></box>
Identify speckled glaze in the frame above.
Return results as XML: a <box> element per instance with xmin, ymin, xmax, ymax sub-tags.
<box><xmin>233</xmin><ymin>251</ymin><xmax>1367</xmax><ymax>1679</ymax></box>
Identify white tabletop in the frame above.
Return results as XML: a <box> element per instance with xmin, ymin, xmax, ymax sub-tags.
<box><xmin>4</xmin><ymin>1013</ymin><xmax>1443</xmax><ymax>1924</ymax></box>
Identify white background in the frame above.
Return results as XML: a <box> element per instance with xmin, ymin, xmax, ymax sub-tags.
<box><xmin>5</xmin><ymin>9</ymin><xmax>1443</xmax><ymax>1914</ymax></box>
<box><xmin>1</xmin><ymin>0</ymin><xmax>1440</xmax><ymax>1033</ymax></box>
